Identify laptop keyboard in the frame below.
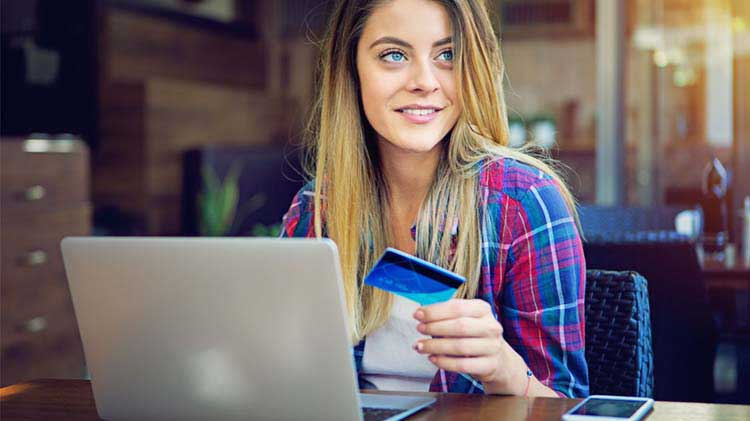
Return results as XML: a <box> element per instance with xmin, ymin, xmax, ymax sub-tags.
<box><xmin>362</xmin><ymin>407</ymin><xmax>406</xmax><ymax>421</ymax></box>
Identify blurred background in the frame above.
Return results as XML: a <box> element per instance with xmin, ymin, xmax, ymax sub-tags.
<box><xmin>1</xmin><ymin>0</ymin><xmax>748</xmax><ymax>405</ymax></box>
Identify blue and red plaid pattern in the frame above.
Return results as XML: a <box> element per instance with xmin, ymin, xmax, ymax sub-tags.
<box><xmin>280</xmin><ymin>157</ymin><xmax>589</xmax><ymax>397</ymax></box>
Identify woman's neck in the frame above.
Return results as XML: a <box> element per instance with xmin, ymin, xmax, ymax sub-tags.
<box><xmin>377</xmin><ymin>138</ymin><xmax>443</xmax><ymax>217</ymax></box>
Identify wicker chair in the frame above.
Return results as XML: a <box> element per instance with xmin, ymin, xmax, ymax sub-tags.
<box><xmin>584</xmin><ymin>241</ymin><xmax>717</xmax><ymax>402</ymax></box>
<box><xmin>585</xmin><ymin>270</ymin><xmax>654</xmax><ymax>397</ymax></box>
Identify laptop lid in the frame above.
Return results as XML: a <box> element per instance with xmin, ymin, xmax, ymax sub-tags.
<box><xmin>61</xmin><ymin>237</ymin><xmax>363</xmax><ymax>420</ymax></box>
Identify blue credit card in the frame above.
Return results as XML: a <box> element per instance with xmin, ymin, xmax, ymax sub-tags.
<box><xmin>363</xmin><ymin>248</ymin><xmax>466</xmax><ymax>305</ymax></box>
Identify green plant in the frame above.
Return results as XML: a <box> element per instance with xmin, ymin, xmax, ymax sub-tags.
<box><xmin>197</xmin><ymin>160</ymin><xmax>272</xmax><ymax>236</ymax></box>
<box><xmin>198</xmin><ymin>162</ymin><xmax>241</xmax><ymax>236</ymax></box>
<box><xmin>250</xmin><ymin>223</ymin><xmax>282</xmax><ymax>237</ymax></box>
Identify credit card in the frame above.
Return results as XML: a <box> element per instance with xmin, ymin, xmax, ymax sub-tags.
<box><xmin>363</xmin><ymin>247</ymin><xmax>466</xmax><ymax>305</ymax></box>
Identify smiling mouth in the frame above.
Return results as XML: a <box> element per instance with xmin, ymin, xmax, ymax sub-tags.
<box><xmin>395</xmin><ymin>105</ymin><xmax>445</xmax><ymax>114</ymax></box>
<box><xmin>397</xmin><ymin>108</ymin><xmax>440</xmax><ymax>116</ymax></box>
<box><xmin>395</xmin><ymin>107</ymin><xmax>444</xmax><ymax>124</ymax></box>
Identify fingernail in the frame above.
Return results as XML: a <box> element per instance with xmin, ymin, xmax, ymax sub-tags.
<box><xmin>429</xmin><ymin>356</ymin><xmax>437</xmax><ymax>363</ymax></box>
<box><xmin>417</xmin><ymin>323</ymin><xmax>426</xmax><ymax>333</ymax></box>
<box><xmin>416</xmin><ymin>342</ymin><xmax>423</xmax><ymax>351</ymax></box>
<box><xmin>414</xmin><ymin>310</ymin><xmax>424</xmax><ymax>320</ymax></box>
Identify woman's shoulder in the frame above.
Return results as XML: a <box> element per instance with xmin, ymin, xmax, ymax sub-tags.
<box><xmin>289</xmin><ymin>179</ymin><xmax>317</xmax><ymax>211</ymax></box>
<box><xmin>280</xmin><ymin>179</ymin><xmax>318</xmax><ymax>238</ymax></box>
<box><xmin>298</xmin><ymin>179</ymin><xmax>317</xmax><ymax>195</ymax></box>
<box><xmin>478</xmin><ymin>155</ymin><xmax>559</xmax><ymax>202</ymax></box>
<box><xmin>478</xmin><ymin>155</ymin><xmax>576</xmax><ymax>228</ymax></box>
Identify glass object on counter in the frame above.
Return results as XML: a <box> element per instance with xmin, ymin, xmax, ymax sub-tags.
<box><xmin>529</xmin><ymin>116</ymin><xmax>556</xmax><ymax>149</ymax></box>
<box><xmin>700</xmin><ymin>156</ymin><xmax>729</xmax><ymax>259</ymax></box>
<box><xmin>675</xmin><ymin>208</ymin><xmax>703</xmax><ymax>240</ymax></box>
<box><xmin>508</xmin><ymin>118</ymin><xmax>527</xmax><ymax>148</ymax></box>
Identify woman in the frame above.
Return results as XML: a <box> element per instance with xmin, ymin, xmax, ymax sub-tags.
<box><xmin>281</xmin><ymin>0</ymin><xmax>588</xmax><ymax>398</ymax></box>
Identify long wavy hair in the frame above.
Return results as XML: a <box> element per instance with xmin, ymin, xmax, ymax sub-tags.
<box><xmin>305</xmin><ymin>0</ymin><xmax>578</xmax><ymax>343</ymax></box>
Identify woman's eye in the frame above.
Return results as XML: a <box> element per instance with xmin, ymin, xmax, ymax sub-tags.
<box><xmin>381</xmin><ymin>51</ymin><xmax>406</xmax><ymax>62</ymax></box>
<box><xmin>437</xmin><ymin>50</ymin><xmax>453</xmax><ymax>61</ymax></box>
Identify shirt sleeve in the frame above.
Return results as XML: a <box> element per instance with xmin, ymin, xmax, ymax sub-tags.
<box><xmin>499</xmin><ymin>176</ymin><xmax>589</xmax><ymax>398</ymax></box>
<box><xmin>279</xmin><ymin>183</ymin><xmax>316</xmax><ymax>239</ymax></box>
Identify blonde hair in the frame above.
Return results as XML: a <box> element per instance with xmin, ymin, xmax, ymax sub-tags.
<box><xmin>305</xmin><ymin>0</ymin><xmax>578</xmax><ymax>343</ymax></box>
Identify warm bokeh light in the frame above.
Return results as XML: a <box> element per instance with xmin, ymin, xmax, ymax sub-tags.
<box><xmin>0</xmin><ymin>383</ymin><xmax>34</xmax><ymax>400</ymax></box>
<box><xmin>733</xmin><ymin>17</ymin><xmax>748</xmax><ymax>32</ymax></box>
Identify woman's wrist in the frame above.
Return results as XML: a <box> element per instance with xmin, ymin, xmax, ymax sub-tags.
<box><xmin>482</xmin><ymin>341</ymin><xmax>530</xmax><ymax>395</ymax></box>
<box><xmin>482</xmin><ymin>341</ymin><xmax>559</xmax><ymax>397</ymax></box>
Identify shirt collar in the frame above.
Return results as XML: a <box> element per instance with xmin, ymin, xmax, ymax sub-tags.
<box><xmin>409</xmin><ymin>216</ymin><xmax>459</xmax><ymax>241</ymax></box>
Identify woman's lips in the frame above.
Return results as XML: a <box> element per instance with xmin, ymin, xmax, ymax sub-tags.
<box><xmin>396</xmin><ymin>108</ymin><xmax>441</xmax><ymax>124</ymax></box>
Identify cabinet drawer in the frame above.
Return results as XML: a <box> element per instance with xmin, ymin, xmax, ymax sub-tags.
<box><xmin>1</xmin><ymin>205</ymin><xmax>91</xmax><ymax>259</ymax></box>
<box><xmin>1</xmin><ymin>206</ymin><xmax>90</xmax><ymax>345</ymax></box>
<box><xmin>0</xmin><ymin>307</ymin><xmax>86</xmax><ymax>386</ymax></box>
<box><xmin>0</xmin><ymin>139</ymin><xmax>89</xmax><ymax>212</ymax></box>
<box><xmin>1</xmin><ymin>206</ymin><xmax>91</xmax><ymax>293</ymax></box>
<box><xmin>0</xmin><ymin>254</ymin><xmax>71</xmax><ymax>315</ymax></box>
<box><xmin>0</xmin><ymin>273</ymin><xmax>78</xmax><ymax>342</ymax></box>
<box><xmin>1</xmin><ymin>297</ymin><xmax>81</xmax><ymax>347</ymax></box>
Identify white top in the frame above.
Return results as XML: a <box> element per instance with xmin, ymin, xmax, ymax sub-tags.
<box><xmin>361</xmin><ymin>295</ymin><xmax>436</xmax><ymax>391</ymax></box>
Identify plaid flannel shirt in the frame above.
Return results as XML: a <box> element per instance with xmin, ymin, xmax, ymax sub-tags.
<box><xmin>279</xmin><ymin>157</ymin><xmax>589</xmax><ymax>398</ymax></box>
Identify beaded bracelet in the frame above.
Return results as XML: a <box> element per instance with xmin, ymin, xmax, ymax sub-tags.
<box><xmin>523</xmin><ymin>369</ymin><xmax>533</xmax><ymax>397</ymax></box>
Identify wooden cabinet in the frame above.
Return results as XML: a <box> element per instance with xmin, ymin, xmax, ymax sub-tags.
<box><xmin>0</xmin><ymin>137</ymin><xmax>90</xmax><ymax>387</ymax></box>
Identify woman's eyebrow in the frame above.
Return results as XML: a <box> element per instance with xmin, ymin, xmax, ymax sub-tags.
<box><xmin>368</xmin><ymin>36</ymin><xmax>452</xmax><ymax>50</ymax></box>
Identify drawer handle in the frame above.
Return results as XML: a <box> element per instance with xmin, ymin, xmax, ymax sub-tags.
<box><xmin>23</xmin><ymin>317</ymin><xmax>48</xmax><ymax>333</ymax></box>
<box><xmin>22</xmin><ymin>250</ymin><xmax>48</xmax><ymax>266</ymax></box>
<box><xmin>24</xmin><ymin>185</ymin><xmax>47</xmax><ymax>201</ymax></box>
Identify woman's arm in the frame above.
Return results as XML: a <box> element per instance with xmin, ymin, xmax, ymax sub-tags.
<box><xmin>413</xmin><ymin>175</ymin><xmax>588</xmax><ymax>398</ymax></box>
<box><xmin>498</xmin><ymin>176</ymin><xmax>588</xmax><ymax>398</ymax></box>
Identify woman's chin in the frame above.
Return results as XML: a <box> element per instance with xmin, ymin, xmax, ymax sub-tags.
<box><xmin>383</xmin><ymin>137</ymin><xmax>445</xmax><ymax>155</ymax></box>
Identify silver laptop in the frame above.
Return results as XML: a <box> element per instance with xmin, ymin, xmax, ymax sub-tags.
<box><xmin>61</xmin><ymin>237</ymin><xmax>435</xmax><ymax>420</ymax></box>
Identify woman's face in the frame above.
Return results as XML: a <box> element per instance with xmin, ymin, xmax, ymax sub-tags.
<box><xmin>356</xmin><ymin>0</ymin><xmax>460</xmax><ymax>155</ymax></box>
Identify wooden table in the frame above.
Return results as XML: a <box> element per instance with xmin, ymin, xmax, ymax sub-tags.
<box><xmin>702</xmin><ymin>263</ymin><xmax>750</xmax><ymax>291</ymax></box>
<box><xmin>700</xmin><ymin>248</ymin><xmax>750</xmax><ymax>338</ymax></box>
<box><xmin>1</xmin><ymin>379</ymin><xmax>748</xmax><ymax>420</ymax></box>
<box><xmin>699</xmin><ymin>244</ymin><xmax>750</xmax><ymax>291</ymax></box>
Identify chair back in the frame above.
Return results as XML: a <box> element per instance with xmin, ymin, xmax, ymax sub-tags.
<box><xmin>584</xmin><ymin>241</ymin><xmax>717</xmax><ymax>402</ymax></box>
<box><xmin>578</xmin><ymin>205</ymin><xmax>690</xmax><ymax>242</ymax></box>
<box><xmin>585</xmin><ymin>270</ymin><xmax>654</xmax><ymax>397</ymax></box>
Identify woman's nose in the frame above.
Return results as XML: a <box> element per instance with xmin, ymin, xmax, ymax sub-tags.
<box><xmin>406</xmin><ymin>59</ymin><xmax>440</xmax><ymax>93</ymax></box>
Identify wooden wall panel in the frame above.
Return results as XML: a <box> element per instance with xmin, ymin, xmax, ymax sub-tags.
<box><xmin>103</xmin><ymin>9</ymin><xmax>267</xmax><ymax>89</ymax></box>
<box><xmin>93</xmin><ymin>5</ymin><xmax>315</xmax><ymax>235</ymax></box>
<box><xmin>144</xmin><ymin>78</ymin><xmax>290</xmax><ymax>194</ymax></box>
<box><xmin>95</xmin><ymin>6</ymin><xmax>266</xmax><ymax>235</ymax></box>
<box><xmin>96</xmin><ymin>78</ymin><xmax>294</xmax><ymax>234</ymax></box>
<box><xmin>94</xmin><ymin>82</ymin><xmax>147</xmax><ymax>212</ymax></box>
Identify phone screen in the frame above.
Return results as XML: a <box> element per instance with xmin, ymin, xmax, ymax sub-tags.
<box><xmin>571</xmin><ymin>398</ymin><xmax>648</xmax><ymax>417</ymax></box>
